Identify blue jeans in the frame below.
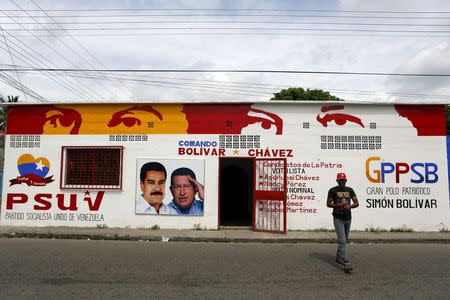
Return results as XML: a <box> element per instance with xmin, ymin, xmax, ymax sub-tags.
<box><xmin>333</xmin><ymin>216</ymin><xmax>351</xmax><ymax>263</ymax></box>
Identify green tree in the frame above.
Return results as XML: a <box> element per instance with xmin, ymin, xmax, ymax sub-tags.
<box><xmin>271</xmin><ymin>87</ymin><xmax>342</xmax><ymax>101</ymax></box>
<box><xmin>0</xmin><ymin>94</ymin><xmax>19</xmax><ymax>131</ymax></box>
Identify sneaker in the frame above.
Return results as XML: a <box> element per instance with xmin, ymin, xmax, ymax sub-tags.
<box><xmin>344</xmin><ymin>262</ymin><xmax>353</xmax><ymax>271</ymax></box>
<box><xmin>336</xmin><ymin>258</ymin><xmax>345</xmax><ymax>265</ymax></box>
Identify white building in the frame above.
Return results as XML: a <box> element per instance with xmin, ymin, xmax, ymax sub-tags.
<box><xmin>1</xmin><ymin>101</ymin><xmax>448</xmax><ymax>232</ymax></box>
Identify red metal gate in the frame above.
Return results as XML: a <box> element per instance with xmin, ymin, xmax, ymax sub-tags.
<box><xmin>252</xmin><ymin>158</ymin><xmax>287</xmax><ymax>234</ymax></box>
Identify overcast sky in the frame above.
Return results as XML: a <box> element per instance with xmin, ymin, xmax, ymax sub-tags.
<box><xmin>0</xmin><ymin>0</ymin><xmax>450</xmax><ymax>103</ymax></box>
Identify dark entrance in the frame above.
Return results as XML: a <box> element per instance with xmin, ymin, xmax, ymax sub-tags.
<box><xmin>219</xmin><ymin>157</ymin><xmax>254</xmax><ymax>226</ymax></box>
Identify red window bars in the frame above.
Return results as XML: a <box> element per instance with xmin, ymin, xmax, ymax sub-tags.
<box><xmin>61</xmin><ymin>146</ymin><xmax>123</xmax><ymax>190</ymax></box>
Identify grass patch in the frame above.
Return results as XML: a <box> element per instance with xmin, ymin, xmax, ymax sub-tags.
<box><xmin>390</xmin><ymin>225</ymin><xmax>414</xmax><ymax>232</ymax></box>
<box><xmin>365</xmin><ymin>226</ymin><xmax>388</xmax><ymax>233</ymax></box>
<box><xmin>150</xmin><ymin>224</ymin><xmax>160</xmax><ymax>230</ymax></box>
<box><xmin>194</xmin><ymin>223</ymin><xmax>206</xmax><ymax>230</ymax></box>
<box><xmin>309</xmin><ymin>228</ymin><xmax>335</xmax><ymax>232</ymax></box>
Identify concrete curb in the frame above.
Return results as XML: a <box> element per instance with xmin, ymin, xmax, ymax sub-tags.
<box><xmin>1</xmin><ymin>229</ymin><xmax>449</xmax><ymax>244</ymax></box>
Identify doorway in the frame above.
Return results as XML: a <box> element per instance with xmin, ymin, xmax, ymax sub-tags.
<box><xmin>219</xmin><ymin>157</ymin><xmax>254</xmax><ymax>226</ymax></box>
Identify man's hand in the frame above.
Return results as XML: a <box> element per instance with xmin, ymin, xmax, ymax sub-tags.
<box><xmin>189</xmin><ymin>178</ymin><xmax>204</xmax><ymax>200</ymax></box>
<box><xmin>338</xmin><ymin>201</ymin><xmax>347</xmax><ymax>208</ymax></box>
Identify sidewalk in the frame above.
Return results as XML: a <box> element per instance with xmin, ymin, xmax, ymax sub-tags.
<box><xmin>0</xmin><ymin>226</ymin><xmax>449</xmax><ymax>243</ymax></box>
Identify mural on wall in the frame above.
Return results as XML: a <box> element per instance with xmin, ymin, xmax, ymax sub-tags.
<box><xmin>6</xmin><ymin>103</ymin><xmax>445</xmax><ymax>136</ymax></box>
<box><xmin>6</xmin><ymin>104</ymin><xmax>283</xmax><ymax>135</ymax></box>
<box><xmin>183</xmin><ymin>104</ymin><xmax>283</xmax><ymax>134</ymax></box>
<box><xmin>9</xmin><ymin>154</ymin><xmax>54</xmax><ymax>187</ymax></box>
<box><xmin>3</xmin><ymin>151</ymin><xmax>107</xmax><ymax>224</ymax></box>
<box><xmin>316</xmin><ymin>105</ymin><xmax>365</xmax><ymax>128</ymax></box>
<box><xmin>135</xmin><ymin>158</ymin><xmax>205</xmax><ymax>216</ymax></box>
<box><xmin>394</xmin><ymin>105</ymin><xmax>446</xmax><ymax>136</ymax></box>
<box><xmin>1</xmin><ymin>103</ymin><xmax>448</xmax><ymax>230</ymax></box>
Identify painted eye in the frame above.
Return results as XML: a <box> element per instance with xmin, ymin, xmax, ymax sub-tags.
<box><xmin>121</xmin><ymin>117</ymin><xmax>141</xmax><ymax>127</ymax></box>
<box><xmin>108</xmin><ymin>116</ymin><xmax>141</xmax><ymax>127</ymax></box>
<box><xmin>248</xmin><ymin>108</ymin><xmax>283</xmax><ymax>134</ymax></box>
<box><xmin>59</xmin><ymin>115</ymin><xmax>77</xmax><ymax>127</ymax></box>
<box><xmin>260</xmin><ymin>120</ymin><xmax>272</xmax><ymax>130</ymax></box>
<box><xmin>317</xmin><ymin>113</ymin><xmax>364</xmax><ymax>128</ymax></box>
<box><xmin>317</xmin><ymin>105</ymin><xmax>364</xmax><ymax>128</ymax></box>
<box><xmin>45</xmin><ymin>114</ymin><xmax>62</xmax><ymax>127</ymax></box>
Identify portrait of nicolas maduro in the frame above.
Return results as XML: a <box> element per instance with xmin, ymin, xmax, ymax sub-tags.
<box><xmin>135</xmin><ymin>158</ymin><xmax>205</xmax><ymax>216</ymax></box>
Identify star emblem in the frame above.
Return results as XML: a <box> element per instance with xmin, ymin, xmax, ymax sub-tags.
<box><xmin>233</xmin><ymin>149</ymin><xmax>239</xmax><ymax>155</ymax></box>
<box><xmin>35</xmin><ymin>159</ymin><xmax>45</xmax><ymax>171</ymax></box>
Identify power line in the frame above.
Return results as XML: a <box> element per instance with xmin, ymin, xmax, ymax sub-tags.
<box><xmin>0</xmin><ymin>12</ymin><xmax>109</xmax><ymax>102</ymax></box>
<box><xmin>3</xmin><ymin>64</ymin><xmax>449</xmax><ymax>101</ymax></box>
<box><xmin>0</xmin><ymin>31</ymin><xmax>99</xmax><ymax>101</ymax></box>
<box><xmin>5</xmin><ymin>68</ymin><xmax>450</xmax><ymax>77</ymax></box>
<box><xmin>60</xmin><ymin>76</ymin><xmax>267</xmax><ymax>98</ymax></box>
<box><xmin>0</xmin><ymin>25</ymin><xmax>27</xmax><ymax>101</ymax></box>
<box><xmin>2</xmin><ymin>20</ymin><xmax>450</xmax><ymax>27</ymax></box>
<box><xmin>63</xmin><ymin>71</ymin><xmax>450</xmax><ymax>100</ymax></box>
<box><xmin>0</xmin><ymin>71</ymin><xmax>46</xmax><ymax>102</ymax></box>
<box><xmin>8</xmin><ymin>0</ymin><xmax>117</xmax><ymax>102</ymax></box>
<box><xmin>7</xmin><ymin>32</ymin><xmax>448</xmax><ymax>38</ymax></box>
<box><xmin>62</xmin><ymin>72</ymin><xmax>270</xmax><ymax>96</ymax></box>
<box><xmin>28</xmin><ymin>0</ymin><xmax>138</xmax><ymax>102</ymax></box>
<box><xmin>1</xmin><ymin>13</ymin><xmax>450</xmax><ymax>20</ymax></box>
<box><xmin>2</xmin><ymin>8</ymin><xmax>450</xmax><ymax>13</ymax></box>
<box><xmin>4</xmin><ymin>27</ymin><xmax>450</xmax><ymax>34</ymax></box>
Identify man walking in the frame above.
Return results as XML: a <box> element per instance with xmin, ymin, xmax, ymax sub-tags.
<box><xmin>327</xmin><ymin>172</ymin><xmax>359</xmax><ymax>271</ymax></box>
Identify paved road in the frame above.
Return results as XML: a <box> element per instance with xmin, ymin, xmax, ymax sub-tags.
<box><xmin>0</xmin><ymin>239</ymin><xmax>448</xmax><ymax>299</ymax></box>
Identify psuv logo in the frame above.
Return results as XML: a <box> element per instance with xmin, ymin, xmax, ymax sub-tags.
<box><xmin>366</xmin><ymin>156</ymin><xmax>438</xmax><ymax>184</ymax></box>
<box><xmin>9</xmin><ymin>154</ymin><xmax>54</xmax><ymax>187</ymax></box>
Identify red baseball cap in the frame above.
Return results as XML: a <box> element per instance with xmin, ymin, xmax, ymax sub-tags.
<box><xmin>336</xmin><ymin>173</ymin><xmax>347</xmax><ymax>180</ymax></box>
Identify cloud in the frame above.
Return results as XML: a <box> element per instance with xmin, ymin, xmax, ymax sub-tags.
<box><xmin>1</xmin><ymin>0</ymin><xmax>450</xmax><ymax>103</ymax></box>
<box><xmin>386</xmin><ymin>42</ymin><xmax>450</xmax><ymax>101</ymax></box>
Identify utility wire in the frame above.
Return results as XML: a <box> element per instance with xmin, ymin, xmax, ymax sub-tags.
<box><xmin>5</xmin><ymin>68</ymin><xmax>450</xmax><ymax>77</ymax></box>
<box><xmin>28</xmin><ymin>0</ymin><xmax>138</xmax><ymax>102</ymax></box>
<box><xmin>9</xmin><ymin>0</ymin><xmax>116</xmax><ymax>102</ymax></box>
<box><xmin>0</xmin><ymin>42</ymin><xmax>92</xmax><ymax>102</ymax></box>
<box><xmin>0</xmin><ymin>10</ymin><xmax>109</xmax><ymax>102</ymax></box>
<box><xmin>0</xmin><ymin>25</ymin><xmax>28</xmax><ymax>101</ymax></box>
<box><xmin>0</xmin><ymin>32</ymin><xmax>99</xmax><ymax>102</ymax></box>
<box><xmin>8</xmin><ymin>32</ymin><xmax>448</xmax><ymax>38</ymax></box>
<box><xmin>2</xmin><ymin>20</ymin><xmax>450</xmax><ymax>27</ymax></box>
<box><xmin>0</xmin><ymin>31</ymin><xmax>98</xmax><ymax>101</ymax></box>
<box><xmin>2</xmin><ymin>13</ymin><xmax>450</xmax><ymax>20</ymax></box>
<box><xmin>2</xmin><ymin>64</ymin><xmax>449</xmax><ymax>101</ymax></box>
<box><xmin>80</xmin><ymin>73</ymin><xmax>450</xmax><ymax>99</ymax></box>
<box><xmin>62</xmin><ymin>72</ymin><xmax>269</xmax><ymax>96</ymax></box>
<box><xmin>4</xmin><ymin>27</ymin><xmax>450</xmax><ymax>33</ymax></box>
<box><xmin>64</xmin><ymin>71</ymin><xmax>450</xmax><ymax>100</ymax></box>
<box><xmin>5</xmin><ymin>63</ymin><xmax>450</xmax><ymax>100</ymax></box>
<box><xmin>0</xmin><ymin>71</ymin><xmax>46</xmax><ymax>102</ymax></box>
<box><xmin>2</xmin><ymin>8</ymin><xmax>450</xmax><ymax>13</ymax></box>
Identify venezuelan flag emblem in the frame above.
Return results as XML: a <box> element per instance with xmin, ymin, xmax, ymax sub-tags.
<box><xmin>10</xmin><ymin>154</ymin><xmax>54</xmax><ymax>186</ymax></box>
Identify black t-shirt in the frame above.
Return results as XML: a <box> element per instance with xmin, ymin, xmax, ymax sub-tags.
<box><xmin>328</xmin><ymin>186</ymin><xmax>356</xmax><ymax>220</ymax></box>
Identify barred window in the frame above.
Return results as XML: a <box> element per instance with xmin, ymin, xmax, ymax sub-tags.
<box><xmin>321</xmin><ymin>135</ymin><xmax>382</xmax><ymax>151</ymax></box>
<box><xmin>219</xmin><ymin>135</ymin><xmax>260</xmax><ymax>149</ymax></box>
<box><xmin>61</xmin><ymin>146</ymin><xmax>123</xmax><ymax>190</ymax></box>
